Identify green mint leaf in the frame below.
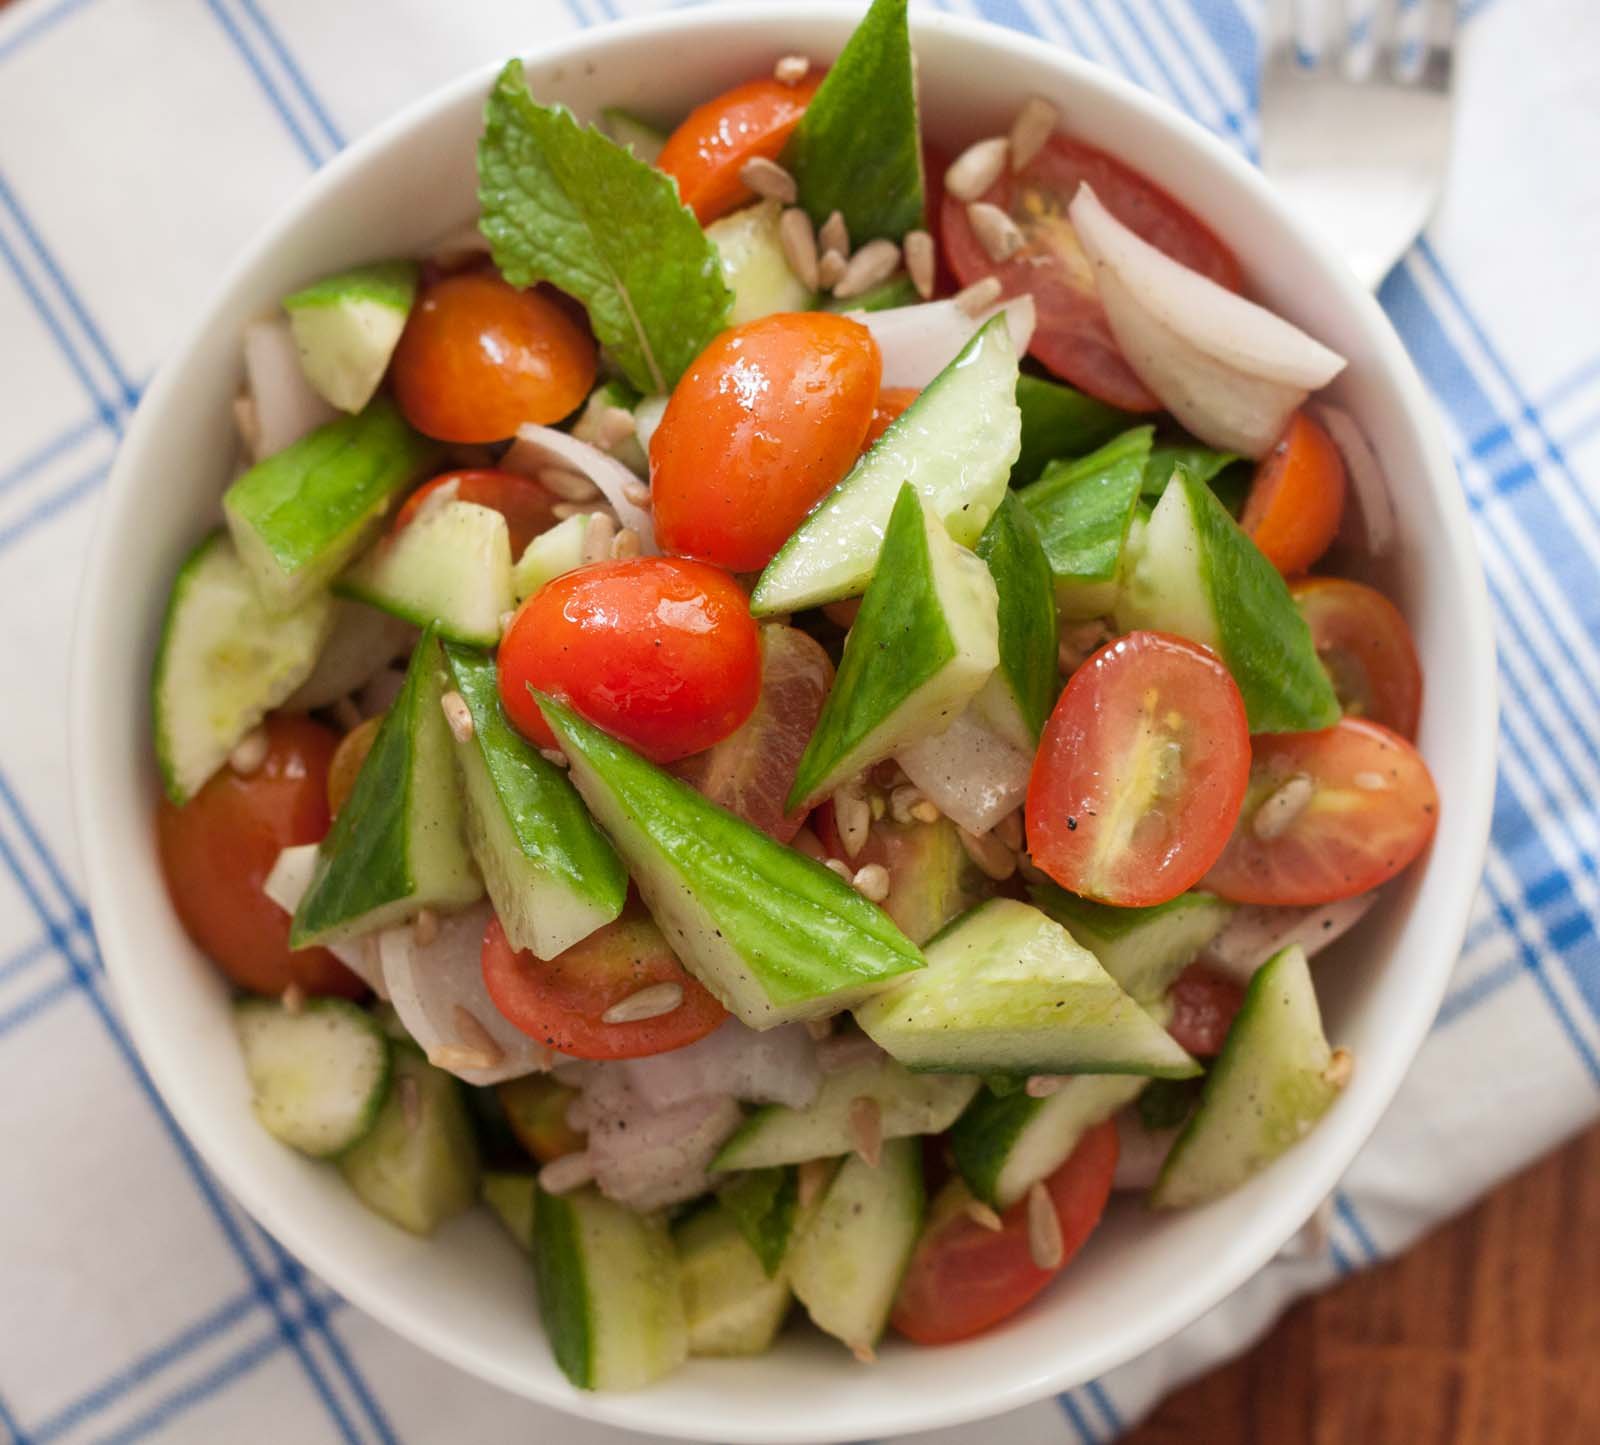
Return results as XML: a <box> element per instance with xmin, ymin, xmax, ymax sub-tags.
<box><xmin>477</xmin><ymin>60</ymin><xmax>731</xmax><ymax>394</ymax></box>
<box><xmin>784</xmin><ymin>0</ymin><xmax>924</xmax><ymax>242</ymax></box>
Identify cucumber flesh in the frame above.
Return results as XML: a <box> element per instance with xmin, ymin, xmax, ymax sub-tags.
<box><xmin>707</xmin><ymin>199</ymin><xmax>815</xmax><ymax>324</ymax></box>
<box><xmin>715</xmin><ymin>1167</ymin><xmax>799</xmax><ymax>1277</ymax></box>
<box><xmin>234</xmin><ymin>998</ymin><xmax>391</xmax><ymax>1158</ymax></box>
<box><xmin>875</xmin><ymin>816</ymin><xmax>992</xmax><ymax>947</ymax></box>
<box><xmin>570</xmin><ymin>378</ymin><xmax>648</xmax><ymax>476</ymax></box>
<box><xmin>602</xmin><ymin>107</ymin><xmax>668</xmax><ymax>163</ymax></box>
<box><xmin>482</xmin><ymin>1170</ymin><xmax>538</xmax><ymax>1248</ymax></box>
<box><xmin>512</xmin><ymin>513</ymin><xmax>593</xmax><ymax>600</ymax></box>
<box><xmin>152</xmin><ymin>532</ymin><xmax>332</xmax><ymax>803</ymax></box>
<box><xmin>675</xmin><ymin>1202</ymin><xmax>793</xmax><ymax>1357</ymax></box>
<box><xmin>283</xmin><ymin>260</ymin><xmax>418</xmax><ymax>414</ymax></box>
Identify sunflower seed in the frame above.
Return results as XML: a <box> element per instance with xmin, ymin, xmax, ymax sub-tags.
<box><xmin>994</xmin><ymin>809</ymin><xmax>1024</xmax><ymax>851</ymax></box>
<box><xmin>280</xmin><ymin>981</ymin><xmax>305</xmax><ymax>1016</ymax></box>
<box><xmin>968</xmin><ymin>201</ymin><xmax>1025</xmax><ymax>263</ymax></box>
<box><xmin>832</xmin><ymin>781</ymin><xmax>872</xmax><ymax>858</ymax></box>
<box><xmin>413</xmin><ymin>907</ymin><xmax>440</xmax><ymax>947</ymax></box>
<box><xmin>852</xmin><ymin>862</ymin><xmax>891</xmax><ymax>902</ymax></box>
<box><xmin>774</xmin><ymin>53</ymin><xmax>811</xmax><ymax>86</ymax></box>
<box><xmin>953</xmin><ymin>275</ymin><xmax>1004</xmax><ymax>316</ymax></box>
<box><xmin>739</xmin><ymin>155</ymin><xmax>798</xmax><ymax>204</ymax></box>
<box><xmin>832</xmin><ymin>239</ymin><xmax>902</xmax><ymax>300</ymax></box>
<box><xmin>1027</xmin><ymin>1181</ymin><xmax>1064</xmax><ymax>1269</ymax></box>
<box><xmin>1324</xmin><ymin>1047</ymin><xmax>1355</xmax><ymax>1089</ymax></box>
<box><xmin>804</xmin><ymin>1016</ymin><xmax>834</xmax><ymax>1041</ymax></box>
<box><xmin>610</xmin><ymin>526</ymin><xmax>642</xmax><ymax>560</ymax></box>
<box><xmin>903</xmin><ymin>228</ymin><xmax>936</xmax><ymax>299</ymax></box>
<box><xmin>452</xmin><ymin>1005</ymin><xmax>506</xmax><ymax>1067</ymax></box>
<box><xmin>1008</xmin><ymin>95</ymin><xmax>1059</xmax><ymax>171</ymax></box>
<box><xmin>825</xmin><ymin>857</ymin><xmax>854</xmax><ymax>882</ymax></box>
<box><xmin>581</xmin><ymin>511</ymin><xmax>617</xmax><ymax>565</ymax></box>
<box><xmin>965</xmin><ymin>1197</ymin><xmax>1005</xmax><ymax>1232</ymax></box>
<box><xmin>817</xmin><ymin>248</ymin><xmax>848</xmax><ymax>290</ymax></box>
<box><xmin>440</xmin><ymin>690</ymin><xmax>474</xmax><ymax>744</ymax></box>
<box><xmin>233</xmin><ymin>394</ymin><xmax>262</xmax><ymax>461</ymax></box>
<box><xmin>889</xmin><ymin>784</ymin><xmax>927</xmax><ymax>824</ymax></box>
<box><xmin>945</xmin><ymin>136</ymin><xmax>1009</xmax><ymax>202</ymax></box>
<box><xmin>819</xmin><ymin>209</ymin><xmax>850</xmax><ymax>259</ymax></box>
<box><xmin>603</xmin><ymin>981</ymin><xmax>684</xmax><ymax>1024</ymax></box>
<box><xmin>797</xmin><ymin>1158</ymin><xmax>832</xmax><ymax>1210</ymax></box>
<box><xmin>228</xmin><ymin>727</ymin><xmax>269</xmax><ymax>776</ymax></box>
<box><xmin>1025</xmin><ymin>1074</ymin><xmax>1067</xmax><ymax>1099</ymax></box>
<box><xmin>779</xmin><ymin>206</ymin><xmax>821</xmax><ymax>290</ymax></box>
<box><xmin>550</xmin><ymin>501</ymin><xmax>583</xmax><ymax>520</ymax></box>
<box><xmin>594</xmin><ymin>405</ymin><xmax>637</xmax><ymax>451</ymax></box>
<box><xmin>1253</xmin><ymin>773</ymin><xmax>1315</xmax><ymax>840</ymax></box>
<box><xmin>957</xmin><ymin>823</ymin><xmax>1017</xmax><ymax>881</ymax></box>
<box><xmin>849</xmin><ymin>1094</ymin><xmax>883</xmax><ymax>1167</ymax></box>
<box><xmin>538</xmin><ymin>465</ymin><xmax>600</xmax><ymax>501</ymax></box>
<box><xmin>428</xmin><ymin>1043</ymin><xmax>500</xmax><ymax>1073</ymax></box>
<box><xmin>540</xmin><ymin>748</ymin><xmax>568</xmax><ymax>768</ymax></box>
<box><xmin>621</xmin><ymin>480</ymin><xmax>652</xmax><ymax>508</ymax></box>
<box><xmin>538</xmin><ymin>1151</ymin><xmax>595</xmax><ymax>1195</ymax></box>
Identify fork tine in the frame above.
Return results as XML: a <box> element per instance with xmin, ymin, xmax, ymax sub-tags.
<box><xmin>1420</xmin><ymin>0</ymin><xmax>1457</xmax><ymax>88</ymax></box>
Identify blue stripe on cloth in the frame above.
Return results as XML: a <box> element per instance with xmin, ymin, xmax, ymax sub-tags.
<box><xmin>1105</xmin><ymin>0</ymin><xmax>1242</xmax><ymax>138</ymax></box>
<box><xmin>1328</xmin><ymin>1234</ymin><xmax>1354</xmax><ymax>1277</ymax></box>
<box><xmin>1056</xmin><ymin>1388</ymin><xmax>1101</xmax><ymax>1445</ymax></box>
<box><xmin>236</xmin><ymin>0</ymin><xmax>346</xmax><ymax>153</ymax></box>
<box><xmin>560</xmin><ymin>0</ymin><xmax>593</xmax><ymax>29</ymax></box>
<box><xmin>0</xmin><ymin>459</ymin><xmax>109</xmax><ymax>556</ymax></box>
<box><xmin>0</xmin><ymin>973</ymin><xmax>75</xmax><ymax>1040</ymax></box>
<box><xmin>1333</xmin><ymin>1193</ymin><xmax>1380</xmax><ymax>1264</ymax></box>
<box><xmin>97</xmin><ymin>1328</ymin><xmax>286</xmax><ymax>1445</ymax></box>
<box><xmin>1470</xmin><ymin>354</ymin><xmax>1600</xmax><ymax>461</ymax></box>
<box><xmin>0</xmin><ymin>0</ymin><xmax>98</xmax><ymax>66</ymax></box>
<box><xmin>0</xmin><ymin>414</ymin><xmax>100</xmax><ymax>500</ymax></box>
<box><xmin>1033</xmin><ymin>0</ymin><xmax>1099</xmax><ymax>59</ymax></box>
<box><xmin>1179</xmin><ymin>0</ymin><xmax>1257</xmax><ymax>103</ymax></box>
<box><xmin>1435</xmin><ymin>954</ymin><xmax>1521</xmax><ymax>1029</ymax></box>
<box><xmin>0</xmin><ymin>937</ymin><xmax>56</xmax><ymax>988</ymax></box>
<box><xmin>201</xmin><ymin>0</ymin><xmax>325</xmax><ymax>168</ymax></box>
<box><xmin>0</xmin><ymin>1387</ymin><xmax>28</xmax><ymax>1445</ymax></box>
<box><xmin>1085</xmin><ymin>1378</ymin><xmax>1124</xmax><ymax>1437</ymax></box>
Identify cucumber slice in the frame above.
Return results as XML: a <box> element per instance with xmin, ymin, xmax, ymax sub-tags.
<box><xmin>1018</xmin><ymin>426</ymin><xmax>1153</xmax><ymax>620</ymax></box>
<box><xmin>707</xmin><ymin>199</ymin><xmax>815</xmax><ymax>324</ymax></box>
<box><xmin>152</xmin><ymin>532</ymin><xmax>333</xmax><ymax>804</ymax></box>
<box><xmin>713</xmin><ymin>1057</ymin><xmax>977</xmax><ymax>1171</ymax></box>
<box><xmin>1152</xmin><ymin>944</ymin><xmax>1346</xmax><ymax>1209</ymax></box>
<box><xmin>536</xmin><ymin>695</ymin><xmax>925</xmax><ymax>1029</ymax></box>
<box><xmin>570</xmin><ymin>378</ymin><xmax>648</xmax><ymax>476</ymax></box>
<box><xmin>291</xmin><ymin>628</ymin><xmax>482</xmax><ymax>947</ymax></box>
<box><xmin>973</xmin><ymin>492</ymin><xmax>1059</xmax><ymax>749</ymax></box>
<box><xmin>534</xmin><ymin>1186</ymin><xmax>688</xmax><ymax>1390</ymax></box>
<box><xmin>482</xmin><ymin>1169</ymin><xmax>538</xmax><ymax>1248</ymax></box>
<box><xmin>282</xmin><ymin>260</ymin><xmax>418</xmax><ymax>414</ymax></box>
<box><xmin>788</xmin><ymin>485</ymin><xmax>999</xmax><ymax>811</ymax></box>
<box><xmin>440</xmin><ymin>642</ymin><xmax>626</xmax><ymax>958</ymax></box>
<box><xmin>950</xmin><ymin>1073</ymin><xmax>1146</xmax><ymax>1208</ymax></box>
<box><xmin>338</xmin><ymin>493</ymin><xmax>513</xmax><ymax>647</ymax></box>
<box><xmin>715</xmin><ymin>1168</ymin><xmax>798</xmax><ymax>1278</ymax></box>
<box><xmin>223</xmin><ymin>396</ymin><xmax>440</xmax><ymax>613</ymax></box>
<box><xmin>1116</xmin><ymin>467</ymin><xmax>1341</xmax><ymax>733</ymax></box>
<box><xmin>1012</xmin><ymin>373</ymin><xmax>1137</xmax><ymax>488</ymax></box>
<box><xmin>751</xmin><ymin>311</ymin><xmax>1020</xmax><ymax>615</ymax></box>
<box><xmin>234</xmin><ymin>998</ymin><xmax>391</xmax><ymax>1157</ymax></box>
<box><xmin>1030</xmin><ymin>883</ymin><xmax>1235</xmax><ymax>1005</ymax></box>
<box><xmin>512</xmin><ymin>513</ymin><xmax>593</xmax><ymax>600</ymax></box>
<box><xmin>675</xmin><ymin>1202</ymin><xmax>793</xmax><ymax>1357</ymax></box>
<box><xmin>877</xmin><ymin>816</ymin><xmax>992</xmax><ymax>947</ymax></box>
<box><xmin>339</xmin><ymin>1042</ymin><xmax>480</xmax><ymax>1234</ymax></box>
<box><xmin>602</xmin><ymin>107</ymin><xmax>668</xmax><ymax>163</ymax></box>
<box><xmin>788</xmin><ymin>1137</ymin><xmax>923</xmax><ymax>1357</ymax></box>
<box><xmin>853</xmin><ymin>899</ymin><xmax>1200</xmax><ymax>1078</ymax></box>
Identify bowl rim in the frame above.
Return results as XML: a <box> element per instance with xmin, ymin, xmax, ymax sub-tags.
<box><xmin>68</xmin><ymin>4</ymin><xmax>1498</xmax><ymax>1439</ymax></box>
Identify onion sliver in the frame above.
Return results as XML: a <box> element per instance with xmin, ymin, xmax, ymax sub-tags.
<box><xmin>849</xmin><ymin>294</ymin><xmax>1036</xmax><ymax>389</ymax></box>
<box><xmin>896</xmin><ymin>706</ymin><xmax>1031</xmax><ymax>836</ymax></box>
<box><xmin>504</xmin><ymin>423</ymin><xmax>656</xmax><ymax>549</ymax></box>
<box><xmin>243</xmin><ymin>317</ymin><xmax>338</xmax><ymax>461</ymax></box>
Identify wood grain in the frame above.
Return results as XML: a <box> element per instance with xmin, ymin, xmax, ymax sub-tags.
<box><xmin>1125</xmin><ymin>1123</ymin><xmax>1600</xmax><ymax>1444</ymax></box>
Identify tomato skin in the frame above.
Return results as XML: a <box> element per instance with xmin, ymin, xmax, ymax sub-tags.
<box><xmin>1027</xmin><ymin>631</ymin><xmax>1251</xmax><ymax>907</ymax></box>
<box><xmin>862</xmin><ymin>386</ymin><xmax>920</xmax><ymax>450</ymax></box>
<box><xmin>157</xmin><ymin>715</ymin><xmax>362</xmax><ymax>998</ymax></box>
<box><xmin>1204</xmin><ymin>718</ymin><xmax>1439</xmax><ymax>907</ymax></box>
<box><xmin>650</xmin><ymin>313</ymin><xmax>882</xmax><ymax>571</ymax></box>
<box><xmin>1292</xmin><ymin>577</ymin><xmax>1423</xmax><ymax>740</ymax></box>
<box><xmin>326</xmin><ymin>715</ymin><xmax>381</xmax><ymax>816</ymax></box>
<box><xmin>891</xmin><ymin>1120</ymin><xmax>1118</xmax><ymax>1345</ymax></box>
<box><xmin>497</xmin><ymin>556</ymin><xmax>762</xmax><ymax>763</ymax></box>
<box><xmin>395</xmin><ymin>469</ymin><xmax>558</xmax><ymax>558</ymax></box>
<box><xmin>1242</xmin><ymin>413</ymin><xmax>1347</xmax><ymax>576</ymax></box>
<box><xmin>391</xmin><ymin>273</ymin><xmax>596</xmax><ymax>443</ymax></box>
<box><xmin>481</xmin><ymin>911</ymin><xmax>727</xmax><ymax>1060</ymax></box>
<box><xmin>1166</xmin><ymin>964</ymin><xmax>1245</xmax><ymax>1057</ymax></box>
<box><xmin>656</xmin><ymin>75</ymin><xmax>821</xmax><ymax>223</ymax></box>
<box><xmin>496</xmin><ymin>1074</ymin><xmax>586</xmax><ymax>1164</ymax></box>
<box><xmin>940</xmin><ymin>136</ymin><xmax>1239</xmax><ymax>410</ymax></box>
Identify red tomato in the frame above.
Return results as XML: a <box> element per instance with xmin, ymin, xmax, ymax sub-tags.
<box><xmin>1241</xmin><ymin>413</ymin><xmax>1347</xmax><ymax>576</ymax></box>
<box><xmin>481</xmin><ymin>910</ymin><xmax>726</xmax><ymax>1060</ymax></box>
<box><xmin>156</xmin><ymin>715</ymin><xmax>362</xmax><ymax>998</ymax></box>
<box><xmin>497</xmin><ymin>556</ymin><xmax>762</xmax><ymax>763</ymax></box>
<box><xmin>1204</xmin><ymin>718</ymin><xmax>1439</xmax><ymax>906</ymax></box>
<box><xmin>891</xmin><ymin>1120</ymin><xmax>1118</xmax><ymax>1345</ymax></box>
<box><xmin>650</xmin><ymin>313</ymin><xmax>882</xmax><ymax>571</ymax></box>
<box><xmin>656</xmin><ymin>75</ymin><xmax>822</xmax><ymax>223</ymax></box>
<box><xmin>395</xmin><ymin>469</ymin><xmax>558</xmax><ymax>558</ymax></box>
<box><xmin>391</xmin><ymin>273</ymin><xmax>596</xmax><ymax>443</ymax></box>
<box><xmin>1292</xmin><ymin>577</ymin><xmax>1423</xmax><ymax>740</ymax></box>
<box><xmin>940</xmin><ymin>136</ymin><xmax>1240</xmax><ymax>410</ymax></box>
<box><xmin>1026</xmin><ymin>631</ymin><xmax>1251</xmax><ymax>907</ymax></box>
<box><xmin>862</xmin><ymin>386</ymin><xmax>920</xmax><ymax>450</ymax></box>
<box><xmin>495</xmin><ymin>1074</ymin><xmax>586</xmax><ymax>1164</ymax></box>
<box><xmin>670</xmin><ymin>624</ymin><xmax>834</xmax><ymax>842</ymax></box>
<box><xmin>1166</xmin><ymin>964</ymin><xmax>1245</xmax><ymax>1057</ymax></box>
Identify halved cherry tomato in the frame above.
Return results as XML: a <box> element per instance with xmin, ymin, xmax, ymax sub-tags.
<box><xmin>1166</xmin><ymin>964</ymin><xmax>1245</xmax><ymax>1057</ymax></box>
<box><xmin>1292</xmin><ymin>577</ymin><xmax>1423</xmax><ymax>739</ymax></box>
<box><xmin>497</xmin><ymin>556</ymin><xmax>762</xmax><ymax>763</ymax></box>
<box><xmin>1027</xmin><ymin>631</ymin><xmax>1251</xmax><ymax>907</ymax></box>
<box><xmin>1241</xmin><ymin>412</ymin><xmax>1347</xmax><ymax>576</ymax></box>
<box><xmin>395</xmin><ymin>469</ymin><xmax>558</xmax><ymax>558</ymax></box>
<box><xmin>326</xmin><ymin>715</ymin><xmax>382</xmax><ymax>816</ymax></box>
<box><xmin>656</xmin><ymin>74</ymin><xmax>822</xmax><ymax>223</ymax></box>
<box><xmin>496</xmin><ymin>1074</ymin><xmax>586</xmax><ymax>1163</ymax></box>
<box><xmin>650</xmin><ymin>312</ymin><xmax>882</xmax><ymax>571</ymax></box>
<box><xmin>392</xmin><ymin>273</ymin><xmax>596</xmax><ymax>442</ymax></box>
<box><xmin>891</xmin><ymin>1119</ymin><xmax>1118</xmax><ymax>1345</ymax></box>
<box><xmin>157</xmin><ymin>715</ymin><xmax>362</xmax><ymax>998</ymax></box>
<box><xmin>862</xmin><ymin>386</ymin><xmax>920</xmax><ymax>449</ymax></box>
<box><xmin>481</xmin><ymin>909</ymin><xmax>726</xmax><ymax>1059</ymax></box>
<box><xmin>940</xmin><ymin>136</ymin><xmax>1240</xmax><ymax>410</ymax></box>
<box><xmin>1204</xmin><ymin>718</ymin><xmax>1439</xmax><ymax>906</ymax></box>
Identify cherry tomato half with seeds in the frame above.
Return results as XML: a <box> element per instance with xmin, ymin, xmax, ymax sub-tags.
<box><xmin>395</xmin><ymin>469</ymin><xmax>560</xmax><ymax>558</ymax></box>
<box><xmin>1291</xmin><ymin>576</ymin><xmax>1423</xmax><ymax>740</ymax></box>
<box><xmin>650</xmin><ymin>312</ymin><xmax>882</xmax><ymax>572</ymax></box>
<box><xmin>1241</xmin><ymin>412</ymin><xmax>1347</xmax><ymax>576</ymax></box>
<box><xmin>497</xmin><ymin>556</ymin><xmax>762</xmax><ymax>763</ymax></box>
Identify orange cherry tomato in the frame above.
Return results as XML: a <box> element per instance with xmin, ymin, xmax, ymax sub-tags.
<box><xmin>1292</xmin><ymin>576</ymin><xmax>1423</xmax><ymax>739</ymax></box>
<box><xmin>497</xmin><ymin>556</ymin><xmax>762</xmax><ymax>763</ymax></box>
<box><xmin>391</xmin><ymin>273</ymin><xmax>596</xmax><ymax>443</ymax></box>
<box><xmin>394</xmin><ymin>469</ymin><xmax>559</xmax><ymax>558</ymax></box>
<box><xmin>156</xmin><ymin>715</ymin><xmax>362</xmax><ymax>998</ymax></box>
<box><xmin>656</xmin><ymin>74</ymin><xmax>822</xmax><ymax>223</ymax></box>
<box><xmin>650</xmin><ymin>313</ymin><xmax>881</xmax><ymax>571</ymax></box>
<box><xmin>326</xmin><ymin>715</ymin><xmax>382</xmax><ymax>816</ymax></box>
<box><xmin>862</xmin><ymin>386</ymin><xmax>920</xmax><ymax>449</ymax></box>
<box><xmin>1241</xmin><ymin>412</ymin><xmax>1347</xmax><ymax>575</ymax></box>
<box><xmin>1165</xmin><ymin>963</ymin><xmax>1245</xmax><ymax>1057</ymax></box>
<box><xmin>495</xmin><ymin>1075</ymin><xmax>586</xmax><ymax>1164</ymax></box>
<box><xmin>481</xmin><ymin>910</ymin><xmax>727</xmax><ymax>1060</ymax></box>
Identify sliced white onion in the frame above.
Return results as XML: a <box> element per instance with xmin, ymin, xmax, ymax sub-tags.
<box><xmin>849</xmin><ymin>293</ymin><xmax>1037</xmax><ymax>389</ymax></box>
<box><xmin>281</xmin><ymin>601</ymin><xmax>417</xmax><ymax>711</ymax></box>
<box><xmin>1311</xmin><ymin>402</ymin><xmax>1396</xmax><ymax>557</ymax></box>
<box><xmin>243</xmin><ymin>317</ymin><xmax>338</xmax><ymax>461</ymax></box>
<box><xmin>378</xmin><ymin>902</ymin><xmax>553</xmax><ymax>1085</ymax></box>
<box><xmin>261</xmin><ymin>844</ymin><xmax>386</xmax><ymax>995</ymax></box>
<box><xmin>896</xmin><ymin>706</ymin><xmax>1031</xmax><ymax>836</ymax></box>
<box><xmin>585</xmin><ymin>1081</ymin><xmax>743</xmax><ymax>1212</ymax></box>
<box><xmin>621</xmin><ymin>1017</ymin><xmax>821</xmax><ymax>1111</ymax></box>
<box><xmin>1204</xmin><ymin>891</ymin><xmax>1379</xmax><ymax>984</ymax></box>
<box><xmin>503</xmin><ymin>424</ymin><xmax>657</xmax><ymax>550</ymax></box>
<box><xmin>1113</xmin><ymin>1107</ymin><xmax>1180</xmax><ymax>1191</ymax></box>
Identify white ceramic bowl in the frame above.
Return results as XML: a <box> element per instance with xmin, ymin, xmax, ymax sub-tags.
<box><xmin>69</xmin><ymin>6</ymin><xmax>1497</xmax><ymax>1440</ymax></box>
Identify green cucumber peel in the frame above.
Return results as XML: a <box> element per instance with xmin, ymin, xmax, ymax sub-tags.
<box><xmin>675</xmin><ymin>1202</ymin><xmax>793</xmax><ymax>1357</ymax></box>
<box><xmin>715</xmin><ymin>1167</ymin><xmax>799</xmax><ymax>1278</ymax></box>
<box><xmin>283</xmin><ymin>260</ymin><xmax>418</xmax><ymax>313</ymax></box>
<box><xmin>481</xmin><ymin>1170</ymin><xmax>538</xmax><ymax>1248</ymax></box>
<box><xmin>1012</xmin><ymin>372</ymin><xmax>1137</xmax><ymax>488</ymax></box>
<box><xmin>283</xmin><ymin>261</ymin><xmax>418</xmax><ymax>413</ymax></box>
<box><xmin>974</xmin><ymin>491</ymin><xmax>1059</xmax><ymax>747</ymax></box>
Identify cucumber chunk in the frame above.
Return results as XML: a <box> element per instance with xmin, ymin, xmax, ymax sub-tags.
<box><xmin>482</xmin><ymin>1170</ymin><xmax>538</xmax><ymax>1248</ymax></box>
<box><xmin>291</xmin><ymin>628</ymin><xmax>482</xmax><ymax>947</ymax></box>
<box><xmin>223</xmin><ymin>396</ymin><xmax>440</xmax><ymax>613</ymax></box>
<box><xmin>1116</xmin><ymin>467</ymin><xmax>1340</xmax><ymax>733</ymax></box>
<box><xmin>602</xmin><ymin>107</ymin><xmax>668</xmax><ymax>163</ymax></box>
<box><xmin>788</xmin><ymin>485</ymin><xmax>999</xmax><ymax>811</ymax></box>
<box><xmin>853</xmin><ymin>898</ymin><xmax>1200</xmax><ymax>1079</ymax></box>
<box><xmin>1012</xmin><ymin>372</ymin><xmax>1137</xmax><ymax>488</ymax></box>
<box><xmin>707</xmin><ymin>199</ymin><xmax>815</xmax><ymax>324</ymax></box>
<box><xmin>752</xmin><ymin>311</ymin><xmax>1020</xmax><ymax>614</ymax></box>
<box><xmin>512</xmin><ymin>513</ymin><xmax>593</xmax><ymax>600</ymax></box>
<box><xmin>715</xmin><ymin>1167</ymin><xmax>799</xmax><ymax>1277</ymax></box>
<box><xmin>441</xmin><ymin>642</ymin><xmax>626</xmax><ymax>958</ymax></box>
<box><xmin>283</xmin><ymin>260</ymin><xmax>418</xmax><ymax>414</ymax></box>
<box><xmin>788</xmin><ymin>1137</ymin><xmax>923</xmax><ymax>1357</ymax></box>
<box><xmin>536</xmin><ymin>694</ymin><xmax>925</xmax><ymax>1029</ymax></box>
<box><xmin>234</xmin><ymin>998</ymin><xmax>391</xmax><ymax>1157</ymax></box>
<box><xmin>713</xmin><ymin>1057</ymin><xmax>977</xmax><ymax>1171</ymax></box>
<box><xmin>877</xmin><ymin>816</ymin><xmax>993</xmax><ymax>947</ymax></box>
<box><xmin>152</xmin><ymin>532</ymin><xmax>333</xmax><ymax>804</ymax></box>
<box><xmin>973</xmin><ymin>492</ymin><xmax>1059</xmax><ymax>748</ymax></box>
<box><xmin>675</xmin><ymin>1202</ymin><xmax>793</xmax><ymax>1357</ymax></box>
<box><xmin>339</xmin><ymin>1042</ymin><xmax>480</xmax><ymax>1234</ymax></box>
<box><xmin>1152</xmin><ymin>944</ymin><xmax>1346</xmax><ymax>1209</ymax></box>
<box><xmin>534</xmin><ymin>1186</ymin><xmax>688</xmax><ymax>1390</ymax></box>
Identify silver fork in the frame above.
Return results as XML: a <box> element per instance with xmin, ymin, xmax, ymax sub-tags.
<box><xmin>1260</xmin><ymin>0</ymin><xmax>1459</xmax><ymax>290</ymax></box>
